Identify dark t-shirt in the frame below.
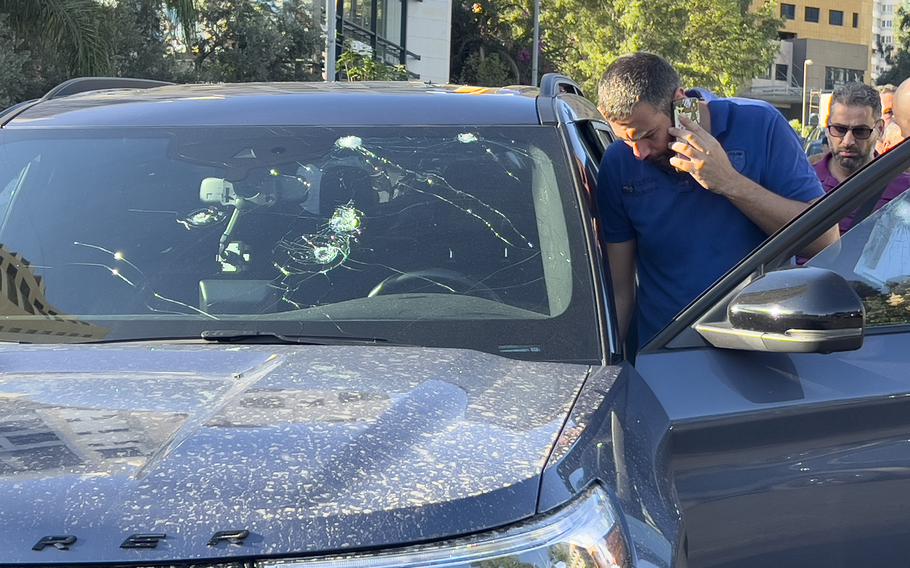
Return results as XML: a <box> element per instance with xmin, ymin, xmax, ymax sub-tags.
<box><xmin>597</xmin><ymin>95</ymin><xmax>824</xmax><ymax>346</ymax></box>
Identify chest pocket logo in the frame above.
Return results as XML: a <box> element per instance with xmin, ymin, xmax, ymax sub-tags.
<box><xmin>727</xmin><ymin>150</ymin><xmax>747</xmax><ymax>173</ymax></box>
<box><xmin>622</xmin><ymin>179</ymin><xmax>658</xmax><ymax>195</ymax></box>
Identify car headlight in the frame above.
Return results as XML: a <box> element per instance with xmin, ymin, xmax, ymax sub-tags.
<box><xmin>261</xmin><ymin>485</ymin><xmax>630</xmax><ymax>568</ymax></box>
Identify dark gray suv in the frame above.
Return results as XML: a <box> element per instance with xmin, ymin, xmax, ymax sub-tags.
<box><xmin>0</xmin><ymin>76</ymin><xmax>908</xmax><ymax>568</ymax></box>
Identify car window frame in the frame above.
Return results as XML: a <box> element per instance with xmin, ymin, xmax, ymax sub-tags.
<box><xmin>640</xmin><ymin>136</ymin><xmax>910</xmax><ymax>354</ymax></box>
<box><xmin>549</xmin><ymin>96</ymin><xmax>622</xmax><ymax>363</ymax></box>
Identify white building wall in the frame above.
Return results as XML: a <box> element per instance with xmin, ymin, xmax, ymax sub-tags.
<box><xmin>405</xmin><ymin>0</ymin><xmax>452</xmax><ymax>84</ymax></box>
<box><xmin>873</xmin><ymin>0</ymin><xmax>905</xmax><ymax>81</ymax></box>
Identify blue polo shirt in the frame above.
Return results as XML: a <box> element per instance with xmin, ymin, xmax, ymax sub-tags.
<box><xmin>597</xmin><ymin>94</ymin><xmax>824</xmax><ymax>346</ymax></box>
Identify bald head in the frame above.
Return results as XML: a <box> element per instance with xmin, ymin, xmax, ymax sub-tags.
<box><xmin>892</xmin><ymin>78</ymin><xmax>910</xmax><ymax>138</ymax></box>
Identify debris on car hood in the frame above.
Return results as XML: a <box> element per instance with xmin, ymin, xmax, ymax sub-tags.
<box><xmin>0</xmin><ymin>344</ymin><xmax>589</xmax><ymax>563</ymax></box>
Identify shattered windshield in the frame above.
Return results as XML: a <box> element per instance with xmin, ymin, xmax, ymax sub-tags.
<box><xmin>0</xmin><ymin>126</ymin><xmax>599</xmax><ymax>362</ymax></box>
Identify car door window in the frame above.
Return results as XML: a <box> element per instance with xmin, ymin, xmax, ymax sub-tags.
<box><xmin>808</xmin><ymin>183</ymin><xmax>910</xmax><ymax>329</ymax></box>
<box><xmin>578</xmin><ymin>121</ymin><xmax>612</xmax><ymax>165</ymax></box>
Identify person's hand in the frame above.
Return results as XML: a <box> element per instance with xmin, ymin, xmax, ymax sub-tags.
<box><xmin>668</xmin><ymin>115</ymin><xmax>742</xmax><ymax>195</ymax></box>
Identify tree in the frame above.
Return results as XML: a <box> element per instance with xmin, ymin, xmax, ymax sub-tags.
<box><xmin>539</xmin><ymin>0</ymin><xmax>782</xmax><ymax>98</ymax></box>
<box><xmin>106</xmin><ymin>0</ymin><xmax>181</xmax><ymax>81</ymax></box>
<box><xmin>0</xmin><ymin>15</ymin><xmax>31</xmax><ymax>108</ymax></box>
<box><xmin>450</xmin><ymin>0</ymin><xmax>549</xmax><ymax>86</ymax></box>
<box><xmin>164</xmin><ymin>0</ymin><xmax>198</xmax><ymax>48</ymax></box>
<box><xmin>190</xmin><ymin>0</ymin><xmax>322</xmax><ymax>83</ymax></box>
<box><xmin>458</xmin><ymin>50</ymin><xmax>514</xmax><ymax>86</ymax></box>
<box><xmin>0</xmin><ymin>0</ymin><xmax>111</xmax><ymax>77</ymax></box>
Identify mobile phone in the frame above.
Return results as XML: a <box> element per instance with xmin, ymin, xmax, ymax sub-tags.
<box><xmin>671</xmin><ymin>98</ymin><xmax>700</xmax><ymax>173</ymax></box>
<box><xmin>673</xmin><ymin>97</ymin><xmax>700</xmax><ymax>129</ymax></box>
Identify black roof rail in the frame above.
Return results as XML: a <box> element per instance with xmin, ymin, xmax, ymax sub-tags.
<box><xmin>0</xmin><ymin>99</ymin><xmax>39</xmax><ymax>125</ymax></box>
<box><xmin>539</xmin><ymin>74</ymin><xmax>585</xmax><ymax>98</ymax></box>
<box><xmin>42</xmin><ymin>77</ymin><xmax>173</xmax><ymax>101</ymax></box>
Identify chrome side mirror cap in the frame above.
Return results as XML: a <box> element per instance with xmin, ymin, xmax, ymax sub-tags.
<box><xmin>696</xmin><ymin>267</ymin><xmax>864</xmax><ymax>354</ymax></box>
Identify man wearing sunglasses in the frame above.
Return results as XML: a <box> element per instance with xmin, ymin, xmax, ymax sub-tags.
<box><xmin>814</xmin><ymin>82</ymin><xmax>909</xmax><ymax>233</ymax></box>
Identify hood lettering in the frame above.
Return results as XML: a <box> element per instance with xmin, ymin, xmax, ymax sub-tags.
<box><xmin>120</xmin><ymin>533</ymin><xmax>166</xmax><ymax>549</ymax></box>
<box><xmin>208</xmin><ymin>529</ymin><xmax>250</xmax><ymax>546</ymax></box>
<box><xmin>32</xmin><ymin>535</ymin><xmax>77</xmax><ymax>551</ymax></box>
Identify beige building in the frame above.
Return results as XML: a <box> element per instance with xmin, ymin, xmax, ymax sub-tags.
<box><xmin>743</xmin><ymin>0</ymin><xmax>875</xmax><ymax>119</ymax></box>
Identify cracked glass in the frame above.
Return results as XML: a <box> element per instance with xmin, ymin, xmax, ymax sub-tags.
<box><xmin>0</xmin><ymin>126</ymin><xmax>600</xmax><ymax>362</ymax></box>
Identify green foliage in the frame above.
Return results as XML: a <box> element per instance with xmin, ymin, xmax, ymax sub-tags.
<box><xmin>789</xmin><ymin>119</ymin><xmax>811</xmax><ymax>139</ymax></box>
<box><xmin>164</xmin><ymin>0</ymin><xmax>197</xmax><ymax>48</ymax></box>
<box><xmin>106</xmin><ymin>0</ymin><xmax>180</xmax><ymax>81</ymax></box>
<box><xmin>450</xmin><ymin>0</ymin><xmax>535</xmax><ymax>85</ymax></box>
<box><xmin>854</xmin><ymin>279</ymin><xmax>910</xmax><ymax>327</ymax></box>
<box><xmin>191</xmin><ymin>0</ymin><xmax>322</xmax><ymax>83</ymax></box>
<box><xmin>459</xmin><ymin>50</ymin><xmax>514</xmax><ymax>86</ymax></box>
<box><xmin>0</xmin><ymin>15</ymin><xmax>30</xmax><ymax>108</ymax></box>
<box><xmin>0</xmin><ymin>0</ymin><xmax>324</xmax><ymax>107</ymax></box>
<box><xmin>539</xmin><ymin>0</ymin><xmax>782</xmax><ymax>97</ymax></box>
<box><xmin>337</xmin><ymin>42</ymin><xmax>408</xmax><ymax>81</ymax></box>
<box><xmin>0</xmin><ymin>0</ymin><xmax>112</xmax><ymax>77</ymax></box>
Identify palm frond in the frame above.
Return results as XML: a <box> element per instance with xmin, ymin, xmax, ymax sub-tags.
<box><xmin>165</xmin><ymin>0</ymin><xmax>197</xmax><ymax>48</ymax></box>
<box><xmin>0</xmin><ymin>0</ymin><xmax>111</xmax><ymax>76</ymax></box>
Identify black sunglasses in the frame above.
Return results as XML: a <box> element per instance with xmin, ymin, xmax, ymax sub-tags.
<box><xmin>827</xmin><ymin>123</ymin><xmax>876</xmax><ymax>140</ymax></box>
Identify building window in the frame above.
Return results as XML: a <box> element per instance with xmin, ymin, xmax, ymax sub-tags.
<box><xmin>805</xmin><ymin>6</ymin><xmax>820</xmax><ymax>22</ymax></box>
<box><xmin>336</xmin><ymin>0</ymin><xmax>414</xmax><ymax>70</ymax></box>
<box><xmin>775</xmin><ymin>63</ymin><xmax>789</xmax><ymax>82</ymax></box>
<box><xmin>830</xmin><ymin>10</ymin><xmax>844</xmax><ymax>26</ymax></box>
<box><xmin>781</xmin><ymin>3</ymin><xmax>796</xmax><ymax>19</ymax></box>
<box><xmin>853</xmin><ymin>12</ymin><xmax>859</xmax><ymax>28</ymax></box>
<box><xmin>825</xmin><ymin>66</ymin><xmax>864</xmax><ymax>90</ymax></box>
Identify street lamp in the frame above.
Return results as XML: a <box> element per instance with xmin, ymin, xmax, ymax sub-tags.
<box><xmin>801</xmin><ymin>59</ymin><xmax>814</xmax><ymax>129</ymax></box>
<box><xmin>325</xmin><ymin>0</ymin><xmax>338</xmax><ymax>81</ymax></box>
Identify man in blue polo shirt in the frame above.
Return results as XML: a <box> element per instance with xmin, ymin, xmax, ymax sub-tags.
<box><xmin>596</xmin><ymin>53</ymin><xmax>839</xmax><ymax>348</ymax></box>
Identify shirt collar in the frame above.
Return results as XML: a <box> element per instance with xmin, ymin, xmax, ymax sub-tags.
<box><xmin>684</xmin><ymin>88</ymin><xmax>726</xmax><ymax>138</ymax></box>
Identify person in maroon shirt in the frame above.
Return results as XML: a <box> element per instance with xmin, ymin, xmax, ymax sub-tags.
<box><xmin>814</xmin><ymin>82</ymin><xmax>910</xmax><ymax>233</ymax></box>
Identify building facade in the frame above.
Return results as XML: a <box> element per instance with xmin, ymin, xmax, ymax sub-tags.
<box><xmin>325</xmin><ymin>0</ymin><xmax>452</xmax><ymax>84</ymax></box>
<box><xmin>871</xmin><ymin>0</ymin><xmax>909</xmax><ymax>81</ymax></box>
<box><xmin>743</xmin><ymin>0</ymin><xmax>875</xmax><ymax>119</ymax></box>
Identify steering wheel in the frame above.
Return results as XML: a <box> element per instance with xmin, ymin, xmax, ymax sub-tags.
<box><xmin>367</xmin><ymin>268</ymin><xmax>502</xmax><ymax>302</ymax></box>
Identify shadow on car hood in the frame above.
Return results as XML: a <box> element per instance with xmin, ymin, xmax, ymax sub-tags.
<box><xmin>0</xmin><ymin>344</ymin><xmax>589</xmax><ymax>564</ymax></box>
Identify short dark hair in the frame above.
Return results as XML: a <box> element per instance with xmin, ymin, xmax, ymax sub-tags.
<box><xmin>597</xmin><ymin>53</ymin><xmax>680</xmax><ymax>120</ymax></box>
<box><xmin>831</xmin><ymin>82</ymin><xmax>882</xmax><ymax>119</ymax></box>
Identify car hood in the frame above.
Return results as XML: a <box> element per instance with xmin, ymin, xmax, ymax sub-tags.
<box><xmin>0</xmin><ymin>344</ymin><xmax>589</xmax><ymax>564</ymax></box>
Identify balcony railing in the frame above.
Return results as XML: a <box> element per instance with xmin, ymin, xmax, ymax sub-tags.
<box><xmin>340</xmin><ymin>19</ymin><xmax>421</xmax><ymax>68</ymax></box>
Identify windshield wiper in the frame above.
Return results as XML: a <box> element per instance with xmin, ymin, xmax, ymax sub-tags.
<box><xmin>200</xmin><ymin>330</ymin><xmax>396</xmax><ymax>346</ymax></box>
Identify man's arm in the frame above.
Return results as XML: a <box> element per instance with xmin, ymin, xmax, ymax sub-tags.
<box><xmin>606</xmin><ymin>240</ymin><xmax>636</xmax><ymax>345</ymax></box>
<box><xmin>669</xmin><ymin>116</ymin><xmax>838</xmax><ymax>257</ymax></box>
<box><xmin>717</xmin><ymin>176</ymin><xmax>838</xmax><ymax>256</ymax></box>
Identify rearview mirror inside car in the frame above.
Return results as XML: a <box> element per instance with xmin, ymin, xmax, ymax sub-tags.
<box><xmin>695</xmin><ymin>267</ymin><xmax>864</xmax><ymax>354</ymax></box>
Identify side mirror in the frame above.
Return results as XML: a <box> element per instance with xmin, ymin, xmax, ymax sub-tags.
<box><xmin>695</xmin><ymin>267</ymin><xmax>864</xmax><ymax>354</ymax></box>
